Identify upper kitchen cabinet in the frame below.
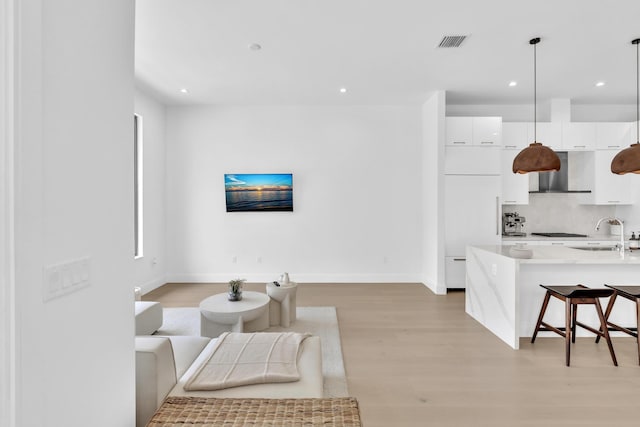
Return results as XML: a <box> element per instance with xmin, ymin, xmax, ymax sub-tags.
<box><xmin>578</xmin><ymin>150</ymin><xmax>635</xmax><ymax>205</ymax></box>
<box><xmin>445</xmin><ymin>117</ymin><xmax>502</xmax><ymax>146</ymax></box>
<box><xmin>502</xmin><ymin>123</ymin><xmax>529</xmax><ymax>149</ymax></box>
<box><xmin>535</xmin><ymin>122</ymin><xmax>562</xmax><ymax>150</ymax></box>
<box><xmin>562</xmin><ymin>123</ymin><xmax>596</xmax><ymax>150</ymax></box>
<box><xmin>446</xmin><ymin>117</ymin><xmax>472</xmax><ymax>146</ymax></box>
<box><xmin>595</xmin><ymin>122</ymin><xmax>634</xmax><ymax>150</ymax></box>
<box><xmin>473</xmin><ymin>117</ymin><xmax>502</xmax><ymax>146</ymax></box>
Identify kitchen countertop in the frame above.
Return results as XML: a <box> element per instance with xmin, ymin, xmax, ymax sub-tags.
<box><xmin>474</xmin><ymin>244</ymin><xmax>640</xmax><ymax>264</ymax></box>
<box><xmin>501</xmin><ymin>235</ymin><xmax>620</xmax><ymax>242</ymax></box>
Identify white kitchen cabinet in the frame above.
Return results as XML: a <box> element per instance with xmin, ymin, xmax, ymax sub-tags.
<box><xmin>627</xmin><ymin>121</ymin><xmax>639</xmax><ymax>146</ymax></box>
<box><xmin>595</xmin><ymin>122</ymin><xmax>634</xmax><ymax>150</ymax></box>
<box><xmin>578</xmin><ymin>150</ymin><xmax>635</xmax><ymax>205</ymax></box>
<box><xmin>445</xmin><ymin>117</ymin><xmax>502</xmax><ymax>146</ymax></box>
<box><xmin>445</xmin><ymin>146</ymin><xmax>501</xmax><ymax>175</ymax></box>
<box><xmin>501</xmin><ymin>150</ymin><xmax>529</xmax><ymax>204</ymax></box>
<box><xmin>502</xmin><ymin>240</ymin><xmax>549</xmax><ymax>246</ymax></box>
<box><xmin>501</xmin><ymin>240</ymin><xmax>617</xmax><ymax>247</ymax></box>
<box><xmin>562</xmin><ymin>123</ymin><xmax>596</xmax><ymax>150</ymax></box>
<box><xmin>534</xmin><ymin>122</ymin><xmax>562</xmax><ymax>150</ymax></box>
<box><xmin>445</xmin><ymin>257</ymin><xmax>467</xmax><ymax>289</ymax></box>
<box><xmin>502</xmin><ymin>123</ymin><xmax>529</xmax><ymax>149</ymax></box>
<box><xmin>473</xmin><ymin>117</ymin><xmax>502</xmax><ymax>146</ymax></box>
<box><xmin>445</xmin><ymin>117</ymin><xmax>473</xmax><ymax>146</ymax></box>
<box><xmin>445</xmin><ymin>175</ymin><xmax>502</xmax><ymax>289</ymax></box>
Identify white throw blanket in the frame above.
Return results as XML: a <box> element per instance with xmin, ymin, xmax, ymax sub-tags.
<box><xmin>184</xmin><ymin>332</ymin><xmax>311</xmax><ymax>391</ymax></box>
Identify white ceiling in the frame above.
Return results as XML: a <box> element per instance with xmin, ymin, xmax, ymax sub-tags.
<box><xmin>135</xmin><ymin>0</ymin><xmax>640</xmax><ymax>106</ymax></box>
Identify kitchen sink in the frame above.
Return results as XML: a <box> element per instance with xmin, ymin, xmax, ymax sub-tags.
<box><xmin>570</xmin><ymin>246</ymin><xmax>618</xmax><ymax>251</ymax></box>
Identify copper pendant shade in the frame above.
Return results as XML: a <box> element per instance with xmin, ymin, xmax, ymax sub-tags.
<box><xmin>512</xmin><ymin>38</ymin><xmax>561</xmax><ymax>174</ymax></box>
<box><xmin>512</xmin><ymin>142</ymin><xmax>561</xmax><ymax>174</ymax></box>
<box><xmin>611</xmin><ymin>38</ymin><xmax>640</xmax><ymax>175</ymax></box>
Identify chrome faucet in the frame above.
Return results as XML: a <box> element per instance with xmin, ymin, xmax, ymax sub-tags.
<box><xmin>595</xmin><ymin>217</ymin><xmax>625</xmax><ymax>254</ymax></box>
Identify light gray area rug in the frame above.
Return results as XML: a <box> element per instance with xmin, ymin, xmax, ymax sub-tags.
<box><xmin>156</xmin><ymin>306</ymin><xmax>349</xmax><ymax>398</ymax></box>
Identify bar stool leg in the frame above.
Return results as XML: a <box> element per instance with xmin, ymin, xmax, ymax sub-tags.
<box><xmin>565</xmin><ymin>298</ymin><xmax>572</xmax><ymax>367</ymax></box>
<box><xmin>595</xmin><ymin>298</ymin><xmax>618</xmax><ymax>366</ymax></box>
<box><xmin>531</xmin><ymin>291</ymin><xmax>551</xmax><ymax>343</ymax></box>
<box><xmin>571</xmin><ymin>303</ymin><xmax>578</xmax><ymax>344</ymax></box>
<box><xmin>596</xmin><ymin>292</ymin><xmax>617</xmax><ymax>344</ymax></box>
<box><xmin>636</xmin><ymin>300</ymin><xmax>640</xmax><ymax>365</ymax></box>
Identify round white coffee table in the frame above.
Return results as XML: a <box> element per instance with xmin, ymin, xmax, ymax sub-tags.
<box><xmin>199</xmin><ymin>291</ymin><xmax>270</xmax><ymax>338</ymax></box>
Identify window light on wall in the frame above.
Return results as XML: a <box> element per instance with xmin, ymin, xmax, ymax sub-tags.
<box><xmin>134</xmin><ymin>113</ymin><xmax>144</xmax><ymax>258</ymax></box>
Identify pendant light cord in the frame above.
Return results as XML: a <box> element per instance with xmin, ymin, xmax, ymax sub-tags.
<box><xmin>636</xmin><ymin>39</ymin><xmax>639</xmax><ymax>143</ymax></box>
<box><xmin>534</xmin><ymin>41</ymin><xmax>537</xmax><ymax>143</ymax></box>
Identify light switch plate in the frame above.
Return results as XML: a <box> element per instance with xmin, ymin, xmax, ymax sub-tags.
<box><xmin>43</xmin><ymin>257</ymin><xmax>91</xmax><ymax>302</ymax></box>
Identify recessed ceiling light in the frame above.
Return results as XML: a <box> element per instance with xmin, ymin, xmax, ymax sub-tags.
<box><xmin>180</xmin><ymin>88</ymin><xmax>189</xmax><ymax>94</ymax></box>
<box><xmin>339</xmin><ymin>88</ymin><xmax>347</xmax><ymax>93</ymax></box>
<box><xmin>595</xmin><ymin>81</ymin><xmax>605</xmax><ymax>87</ymax></box>
<box><xmin>508</xmin><ymin>81</ymin><xmax>517</xmax><ymax>87</ymax></box>
<box><xmin>248</xmin><ymin>43</ymin><xmax>262</xmax><ymax>51</ymax></box>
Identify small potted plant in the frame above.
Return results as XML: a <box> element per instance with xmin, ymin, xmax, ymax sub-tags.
<box><xmin>228</xmin><ymin>278</ymin><xmax>245</xmax><ymax>301</ymax></box>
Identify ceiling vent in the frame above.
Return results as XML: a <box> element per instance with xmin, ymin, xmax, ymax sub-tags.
<box><xmin>437</xmin><ymin>35</ymin><xmax>467</xmax><ymax>48</ymax></box>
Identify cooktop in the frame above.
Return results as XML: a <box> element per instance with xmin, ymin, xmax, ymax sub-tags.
<box><xmin>531</xmin><ymin>232</ymin><xmax>588</xmax><ymax>238</ymax></box>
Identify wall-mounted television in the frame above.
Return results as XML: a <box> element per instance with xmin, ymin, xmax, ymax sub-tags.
<box><xmin>224</xmin><ymin>173</ymin><xmax>293</xmax><ymax>212</ymax></box>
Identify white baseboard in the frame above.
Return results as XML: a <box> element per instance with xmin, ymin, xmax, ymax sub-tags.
<box><xmin>136</xmin><ymin>276</ymin><xmax>166</xmax><ymax>295</ymax></box>
<box><xmin>165</xmin><ymin>272</ymin><xmax>422</xmax><ymax>284</ymax></box>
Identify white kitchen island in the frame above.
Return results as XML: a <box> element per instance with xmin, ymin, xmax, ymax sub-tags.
<box><xmin>466</xmin><ymin>245</ymin><xmax>640</xmax><ymax>349</ymax></box>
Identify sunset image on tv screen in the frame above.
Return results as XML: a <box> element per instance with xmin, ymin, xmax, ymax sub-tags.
<box><xmin>224</xmin><ymin>173</ymin><xmax>293</xmax><ymax>212</ymax></box>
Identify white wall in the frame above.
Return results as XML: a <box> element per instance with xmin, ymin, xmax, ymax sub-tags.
<box><xmin>134</xmin><ymin>89</ymin><xmax>167</xmax><ymax>293</ymax></box>
<box><xmin>421</xmin><ymin>91</ymin><xmax>446</xmax><ymax>294</ymax></box>
<box><xmin>165</xmin><ymin>106</ymin><xmax>423</xmax><ymax>283</ymax></box>
<box><xmin>13</xmin><ymin>1</ymin><xmax>135</xmax><ymax>426</ymax></box>
<box><xmin>1</xmin><ymin>0</ymin><xmax>16</xmax><ymax>424</ymax></box>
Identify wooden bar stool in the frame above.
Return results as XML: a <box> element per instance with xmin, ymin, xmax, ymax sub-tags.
<box><xmin>596</xmin><ymin>285</ymin><xmax>640</xmax><ymax>365</ymax></box>
<box><xmin>531</xmin><ymin>284</ymin><xmax>617</xmax><ymax>366</ymax></box>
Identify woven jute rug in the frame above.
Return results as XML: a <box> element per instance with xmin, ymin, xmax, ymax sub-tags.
<box><xmin>147</xmin><ymin>396</ymin><xmax>362</xmax><ymax>427</ymax></box>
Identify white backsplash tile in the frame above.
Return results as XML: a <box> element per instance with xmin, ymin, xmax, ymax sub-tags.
<box><xmin>504</xmin><ymin>193</ymin><xmax>617</xmax><ymax>237</ymax></box>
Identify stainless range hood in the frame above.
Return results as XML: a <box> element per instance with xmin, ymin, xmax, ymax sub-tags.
<box><xmin>530</xmin><ymin>151</ymin><xmax>591</xmax><ymax>193</ymax></box>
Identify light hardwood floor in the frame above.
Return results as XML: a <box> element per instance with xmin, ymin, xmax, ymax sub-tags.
<box><xmin>145</xmin><ymin>283</ymin><xmax>640</xmax><ymax>427</ymax></box>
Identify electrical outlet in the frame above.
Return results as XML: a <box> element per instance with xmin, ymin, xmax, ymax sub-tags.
<box><xmin>491</xmin><ymin>264</ymin><xmax>498</xmax><ymax>276</ymax></box>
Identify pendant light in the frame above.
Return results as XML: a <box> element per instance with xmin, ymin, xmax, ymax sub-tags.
<box><xmin>512</xmin><ymin>38</ymin><xmax>561</xmax><ymax>174</ymax></box>
<box><xmin>611</xmin><ymin>38</ymin><xmax>640</xmax><ymax>175</ymax></box>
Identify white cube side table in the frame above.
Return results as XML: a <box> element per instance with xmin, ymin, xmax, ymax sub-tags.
<box><xmin>199</xmin><ymin>291</ymin><xmax>270</xmax><ymax>338</ymax></box>
<box><xmin>266</xmin><ymin>281</ymin><xmax>298</xmax><ymax>327</ymax></box>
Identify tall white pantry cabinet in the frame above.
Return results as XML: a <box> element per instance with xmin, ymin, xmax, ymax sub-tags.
<box><xmin>444</xmin><ymin>117</ymin><xmax>503</xmax><ymax>289</ymax></box>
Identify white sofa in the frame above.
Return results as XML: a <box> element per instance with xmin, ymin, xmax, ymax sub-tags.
<box><xmin>135</xmin><ymin>334</ymin><xmax>323</xmax><ymax>427</ymax></box>
<box><xmin>134</xmin><ymin>301</ymin><xmax>163</xmax><ymax>335</ymax></box>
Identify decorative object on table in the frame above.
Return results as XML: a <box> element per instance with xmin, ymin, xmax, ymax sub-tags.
<box><xmin>611</xmin><ymin>39</ymin><xmax>640</xmax><ymax>174</ymax></box>
<box><xmin>512</xmin><ymin>37</ymin><xmax>561</xmax><ymax>174</ymax></box>
<box><xmin>508</xmin><ymin>243</ymin><xmax>533</xmax><ymax>259</ymax></box>
<box><xmin>279</xmin><ymin>272</ymin><xmax>290</xmax><ymax>284</ymax></box>
<box><xmin>227</xmin><ymin>278</ymin><xmax>245</xmax><ymax>301</ymax></box>
<box><xmin>224</xmin><ymin>173</ymin><xmax>293</xmax><ymax>212</ymax></box>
